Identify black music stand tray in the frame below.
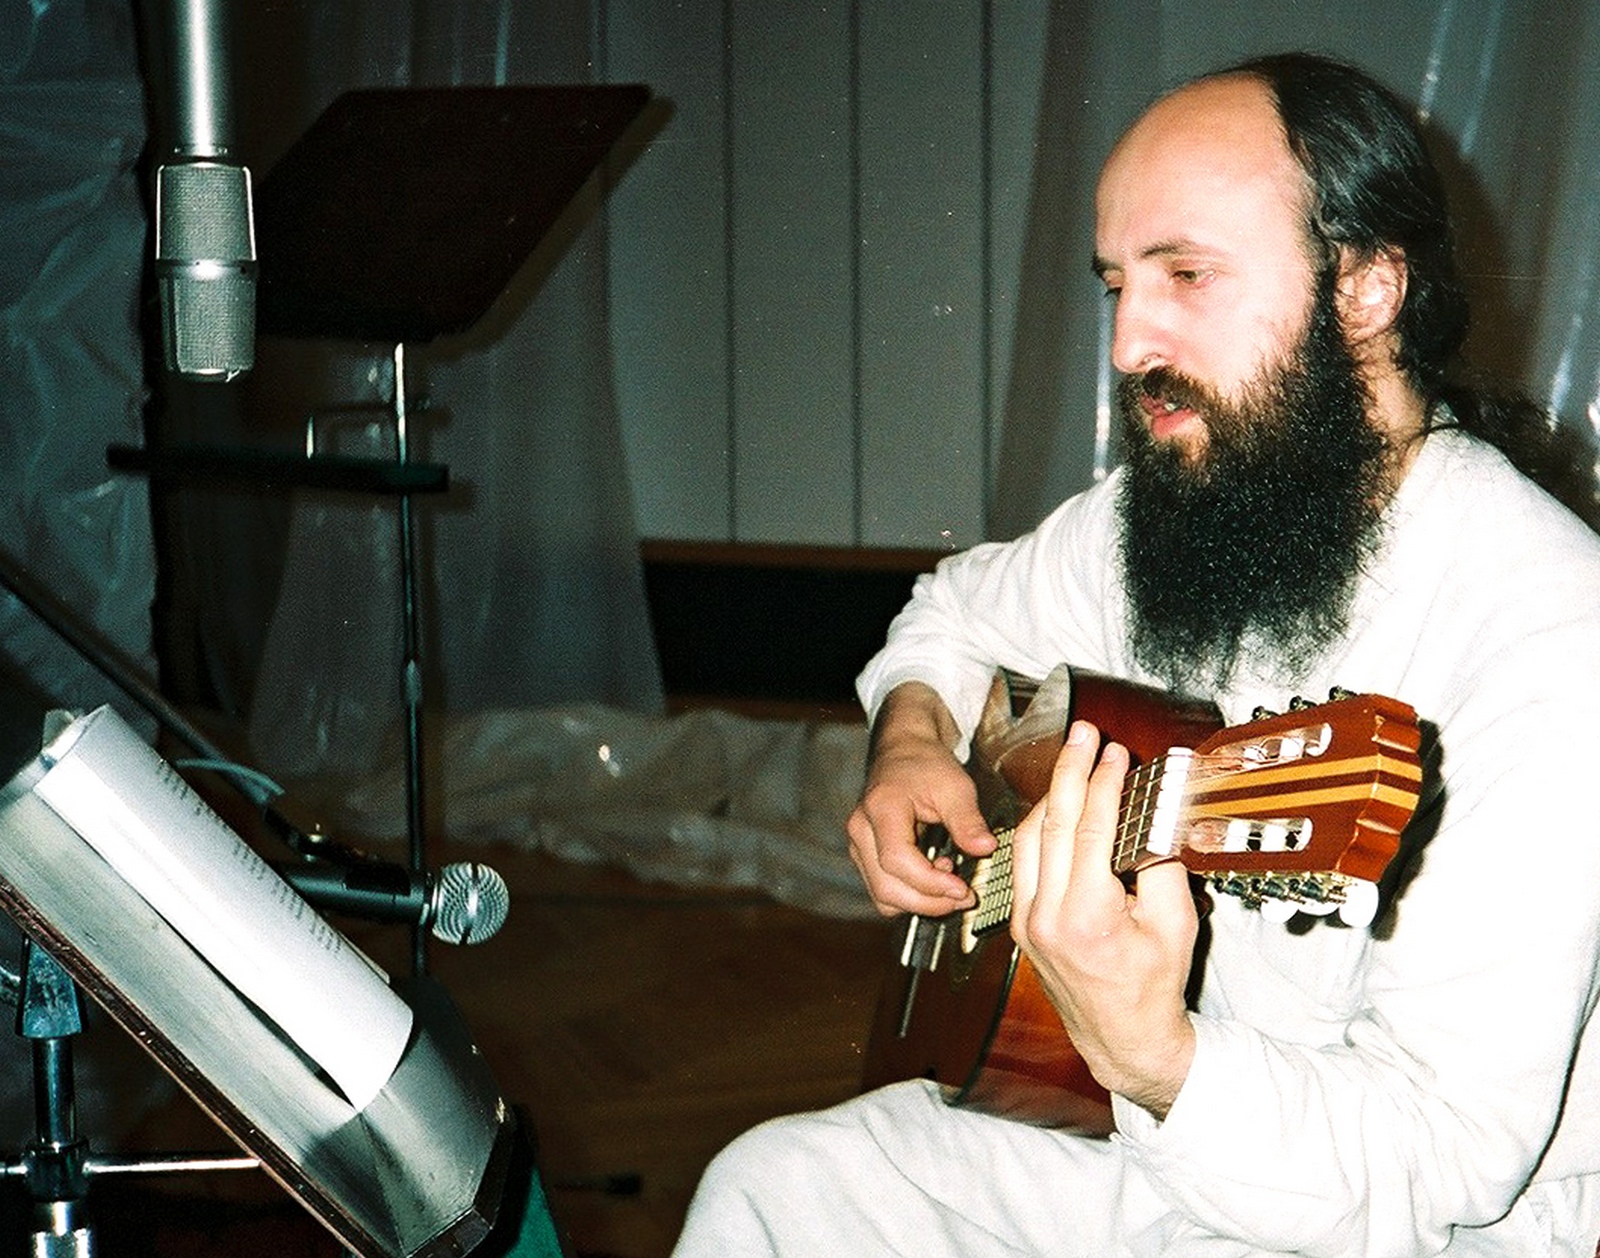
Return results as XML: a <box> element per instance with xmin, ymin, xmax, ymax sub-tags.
<box><xmin>110</xmin><ymin>84</ymin><xmax>650</xmax><ymax>972</ymax></box>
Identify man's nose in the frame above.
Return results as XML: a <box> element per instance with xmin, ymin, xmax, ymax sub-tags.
<box><xmin>1109</xmin><ymin>288</ymin><xmax>1172</xmax><ymax>376</ymax></box>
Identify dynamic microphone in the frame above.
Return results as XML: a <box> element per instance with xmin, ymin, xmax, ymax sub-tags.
<box><xmin>280</xmin><ymin>859</ymin><xmax>511</xmax><ymax>946</ymax></box>
<box><xmin>153</xmin><ymin>0</ymin><xmax>256</xmax><ymax>381</ymax></box>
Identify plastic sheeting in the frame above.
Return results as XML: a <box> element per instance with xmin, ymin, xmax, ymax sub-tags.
<box><xmin>0</xmin><ymin>0</ymin><xmax>170</xmax><ymax>1156</ymax></box>
<box><xmin>311</xmin><ymin>705</ymin><xmax>878</xmax><ymax>920</ymax></box>
<box><xmin>0</xmin><ymin>0</ymin><xmax>155</xmax><ymax>719</ymax></box>
<box><xmin>247</xmin><ymin>418</ymin><xmax>408</xmax><ymax>779</ymax></box>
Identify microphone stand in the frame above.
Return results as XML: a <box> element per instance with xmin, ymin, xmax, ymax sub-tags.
<box><xmin>391</xmin><ymin>343</ymin><xmax>430</xmax><ymax>976</ymax></box>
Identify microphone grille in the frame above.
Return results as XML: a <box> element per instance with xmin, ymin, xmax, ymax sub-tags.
<box><xmin>430</xmin><ymin>862</ymin><xmax>510</xmax><ymax>945</ymax></box>
<box><xmin>158</xmin><ymin>161</ymin><xmax>257</xmax><ymax>259</ymax></box>
<box><xmin>159</xmin><ymin>268</ymin><xmax>255</xmax><ymax>378</ymax></box>
<box><xmin>155</xmin><ymin>161</ymin><xmax>257</xmax><ymax>381</ymax></box>
<box><xmin>156</xmin><ymin>162</ymin><xmax>255</xmax><ymax>258</ymax></box>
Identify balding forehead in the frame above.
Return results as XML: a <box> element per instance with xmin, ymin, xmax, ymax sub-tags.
<box><xmin>1111</xmin><ymin>74</ymin><xmax>1289</xmax><ymax>173</ymax></box>
<box><xmin>1096</xmin><ymin>73</ymin><xmax>1312</xmax><ymax>241</ymax></box>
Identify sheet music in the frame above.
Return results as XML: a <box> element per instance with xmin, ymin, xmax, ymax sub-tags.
<box><xmin>31</xmin><ymin>706</ymin><xmax>412</xmax><ymax>1109</ymax></box>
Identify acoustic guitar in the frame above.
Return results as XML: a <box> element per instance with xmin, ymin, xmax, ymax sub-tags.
<box><xmin>860</xmin><ymin>666</ymin><xmax>1423</xmax><ymax>1132</ymax></box>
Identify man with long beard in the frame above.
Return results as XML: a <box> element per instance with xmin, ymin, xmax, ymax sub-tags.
<box><xmin>674</xmin><ymin>53</ymin><xmax>1600</xmax><ymax>1257</ymax></box>
<box><xmin>1116</xmin><ymin>262</ymin><xmax>1385</xmax><ymax>694</ymax></box>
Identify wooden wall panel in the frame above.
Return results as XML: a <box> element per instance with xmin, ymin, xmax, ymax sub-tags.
<box><xmin>987</xmin><ymin>0</ymin><xmax>1051</xmax><ymax>526</ymax></box>
<box><xmin>727</xmin><ymin>2</ymin><xmax>857</xmax><ymax>544</ymax></box>
<box><xmin>605</xmin><ymin>0</ymin><xmax>1049</xmax><ymax>548</ymax></box>
<box><xmin>607</xmin><ymin>2</ymin><xmax>734</xmax><ymax>541</ymax></box>
<box><xmin>856</xmin><ymin>4</ymin><xmax>986</xmax><ymax>550</ymax></box>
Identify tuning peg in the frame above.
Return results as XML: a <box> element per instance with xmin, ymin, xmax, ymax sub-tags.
<box><xmin>1258</xmin><ymin>893</ymin><xmax>1337</xmax><ymax>922</ymax></box>
<box><xmin>1337</xmin><ymin>880</ymin><xmax>1379</xmax><ymax>928</ymax></box>
<box><xmin>1288</xmin><ymin>695</ymin><xmax>1312</xmax><ymax>710</ymax></box>
<box><xmin>1328</xmin><ymin>686</ymin><xmax>1354</xmax><ymax>702</ymax></box>
<box><xmin>1251</xmin><ymin>705</ymin><xmax>1279</xmax><ymax>720</ymax></box>
<box><xmin>1259</xmin><ymin>896</ymin><xmax>1297</xmax><ymax>923</ymax></box>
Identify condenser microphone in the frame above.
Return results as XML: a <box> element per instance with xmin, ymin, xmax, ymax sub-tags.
<box><xmin>153</xmin><ymin>0</ymin><xmax>256</xmax><ymax>381</ymax></box>
<box><xmin>280</xmin><ymin>859</ymin><xmax>512</xmax><ymax>945</ymax></box>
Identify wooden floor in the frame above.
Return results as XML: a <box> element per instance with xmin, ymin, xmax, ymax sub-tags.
<box><xmin>429</xmin><ymin>844</ymin><xmax>894</xmax><ymax>1257</ymax></box>
<box><xmin>34</xmin><ymin>830</ymin><xmax>895</xmax><ymax>1258</ymax></box>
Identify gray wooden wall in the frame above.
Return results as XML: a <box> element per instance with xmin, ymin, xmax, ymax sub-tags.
<box><xmin>603</xmin><ymin>1</ymin><xmax>1051</xmax><ymax>549</ymax></box>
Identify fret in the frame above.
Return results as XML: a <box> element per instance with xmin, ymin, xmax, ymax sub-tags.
<box><xmin>1113</xmin><ymin>750</ymin><xmax>1193</xmax><ymax>874</ymax></box>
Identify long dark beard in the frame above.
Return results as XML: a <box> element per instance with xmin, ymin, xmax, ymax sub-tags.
<box><xmin>1117</xmin><ymin>275</ymin><xmax>1387</xmax><ymax>693</ymax></box>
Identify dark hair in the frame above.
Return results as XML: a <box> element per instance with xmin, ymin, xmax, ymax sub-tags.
<box><xmin>1217</xmin><ymin>52</ymin><xmax>1466</xmax><ymax>398</ymax></box>
<box><xmin>1217</xmin><ymin>53</ymin><xmax>1595</xmax><ymax>524</ymax></box>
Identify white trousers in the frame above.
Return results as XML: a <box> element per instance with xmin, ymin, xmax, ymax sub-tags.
<box><xmin>673</xmin><ymin>1080</ymin><xmax>1598</xmax><ymax>1258</ymax></box>
<box><xmin>674</xmin><ymin>1080</ymin><xmax>1153</xmax><ymax>1257</ymax></box>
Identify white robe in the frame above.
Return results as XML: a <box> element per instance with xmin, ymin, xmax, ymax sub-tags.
<box><xmin>676</xmin><ymin>432</ymin><xmax>1600</xmax><ymax>1257</ymax></box>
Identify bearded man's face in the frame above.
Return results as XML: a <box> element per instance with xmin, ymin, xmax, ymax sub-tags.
<box><xmin>1116</xmin><ymin>268</ymin><xmax>1388</xmax><ymax>692</ymax></box>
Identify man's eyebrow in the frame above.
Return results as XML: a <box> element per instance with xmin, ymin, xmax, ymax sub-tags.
<box><xmin>1091</xmin><ymin>239</ymin><xmax>1210</xmax><ymax>278</ymax></box>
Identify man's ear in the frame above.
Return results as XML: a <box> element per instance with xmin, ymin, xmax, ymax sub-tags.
<box><xmin>1336</xmin><ymin>247</ymin><xmax>1407</xmax><ymax>355</ymax></box>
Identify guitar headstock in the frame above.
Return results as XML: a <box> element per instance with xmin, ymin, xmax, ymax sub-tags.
<box><xmin>1120</xmin><ymin>690</ymin><xmax>1422</xmax><ymax>922</ymax></box>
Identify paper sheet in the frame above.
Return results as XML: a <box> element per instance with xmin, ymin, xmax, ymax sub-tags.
<box><xmin>32</xmin><ymin>706</ymin><xmax>413</xmax><ymax>1109</ymax></box>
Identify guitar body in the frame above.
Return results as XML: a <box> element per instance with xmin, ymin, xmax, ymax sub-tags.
<box><xmin>862</xmin><ymin>907</ymin><xmax>1114</xmax><ymax>1129</ymax></box>
<box><xmin>860</xmin><ymin>667</ymin><xmax>1421</xmax><ymax>1133</ymax></box>
<box><xmin>861</xmin><ymin>669</ymin><xmax>1223</xmax><ymax>1131</ymax></box>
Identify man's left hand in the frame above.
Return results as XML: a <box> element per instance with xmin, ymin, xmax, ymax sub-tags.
<box><xmin>1009</xmin><ymin>719</ymin><xmax>1199</xmax><ymax>1120</ymax></box>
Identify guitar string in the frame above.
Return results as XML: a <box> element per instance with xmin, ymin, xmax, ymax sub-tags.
<box><xmin>1115</xmin><ymin>758</ymin><xmax>1160</xmax><ymax>872</ymax></box>
<box><xmin>969</xmin><ymin>758</ymin><xmax>1156</xmax><ymax>933</ymax></box>
<box><xmin>973</xmin><ymin>744</ymin><xmax>1354</xmax><ymax>924</ymax></box>
<box><xmin>969</xmin><ymin>729</ymin><xmax>1414</xmax><ymax>937</ymax></box>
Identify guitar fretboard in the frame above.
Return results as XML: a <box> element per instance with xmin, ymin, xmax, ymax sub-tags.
<box><xmin>1114</xmin><ymin>750</ymin><xmax>1193</xmax><ymax>872</ymax></box>
<box><xmin>952</xmin><ymin>733</ymin><xmax>1408</xmax><ymax>945</ymax></box>
<box><xmin>959</xmin><ymin>751</ymin><xmax>1191</xmax><ymax>952</ymax></box>
<box><xmin>959</xmin><ymin>827</ymin><xmax>1015</xmax><ymax>953</ymax></box>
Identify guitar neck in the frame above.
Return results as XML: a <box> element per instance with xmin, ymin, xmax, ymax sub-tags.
<box><xmin>866</xmin><ymin>667</ymin><xmax>1422</xmax><ymax>1133</ymax></box>
<box><xmin>959</xmin><ymin>750</ymin><xmax>1192</xmax><ymax>950</ymax></box>
<box><xmin>956</xmin><ymin>676</ymin><xmax>1422</xmax><ymax>941</ymax></box>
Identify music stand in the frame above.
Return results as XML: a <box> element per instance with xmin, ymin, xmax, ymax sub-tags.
<box><xmin>0</xmin><ymin>754</ymin><xmax>514</xmax><ymax>1257</ymax></box>
<box><xmin>111</xmin><ymin>83</ymin><xmax>651</xmax><ymax>973</ymax></box>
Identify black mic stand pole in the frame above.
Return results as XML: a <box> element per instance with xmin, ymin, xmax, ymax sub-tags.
<box><xmin>392</xmin><ymin>342</ymin><xmax>429</xmax><ymax>977</ymax></box>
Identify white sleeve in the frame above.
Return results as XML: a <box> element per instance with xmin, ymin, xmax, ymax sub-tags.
<box><xmin>1112</xmin><ymin>620</ymin><xmax>1600</xmax><ymax>1256</ymax></box>
<box><xmin>854</xmin><ymin>477</ymin><xmax>1126</xmax><ymax>757</ymax></box>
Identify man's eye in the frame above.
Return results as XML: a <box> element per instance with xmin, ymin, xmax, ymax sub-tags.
<box><xmin>1172</xmin><ymin>269</ymin><xmax>1211</xmax><ymax>286</ymax></box>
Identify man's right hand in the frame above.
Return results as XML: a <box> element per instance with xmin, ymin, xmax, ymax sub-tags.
<box><xmin>845</xmin><ymin>681</ymin><xmax>996</xmax><ymax>917</ymax></box>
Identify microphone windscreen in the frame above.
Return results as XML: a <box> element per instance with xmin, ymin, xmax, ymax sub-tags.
<box><xmin>431</xmin><ymin>862</ymin><xmax>510</xmax><ymax>945</ymax></box>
